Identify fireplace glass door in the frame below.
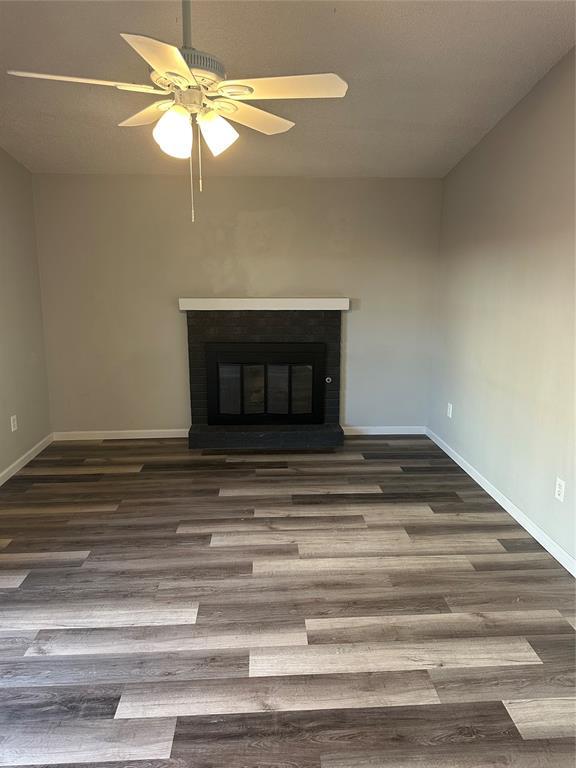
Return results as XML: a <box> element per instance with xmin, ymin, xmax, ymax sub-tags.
<box><xmin>206</xmin><ymin>343</ymin><xmax>325</xmax><ymax>425</ymax></box>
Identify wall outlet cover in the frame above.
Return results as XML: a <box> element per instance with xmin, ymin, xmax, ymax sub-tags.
<box><xmin>554</xmin><ymin>477</ymin><xmax>565</xmax><ymax>503</ymax></box>
<box><xmin>10</xmin><ymin>415</ymin><xmax>18</xmax><ymax>432</ymax></box>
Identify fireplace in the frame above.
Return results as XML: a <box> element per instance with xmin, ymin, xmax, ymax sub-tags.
<box><xmin>179</xmin><ymin>298</ymin><xmax>349</xmax><ymax>449</ymax></box>
<box><xmin>206</xmin><ymin>343</ymin><xmax>326</xmax><ymax>425</ymax></box>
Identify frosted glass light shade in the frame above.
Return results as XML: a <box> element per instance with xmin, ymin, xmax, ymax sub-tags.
<box><xmin>198</xmin><ymin>111</ymin><xmax>239</xmax><ymax>157</ymax></box>
<box><xmin>153</xmin><ymin>105</ymin><xmax>193</xmax><ymax>159</ymax></box>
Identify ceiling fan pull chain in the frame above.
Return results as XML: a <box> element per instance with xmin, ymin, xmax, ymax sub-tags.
<box><xmin>189</xmin><ymin>149</ymin><xmax>195</xmax><ymax>223</ymax></box>
<box><xmin>198</xmin><ymin>123</ymin><xmax>203</xmax><ymax>192</ymax></box>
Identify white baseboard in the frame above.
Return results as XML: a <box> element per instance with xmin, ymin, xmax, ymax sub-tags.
<box><xmin>52</xmin><ymin>429</ymin><xmax>189</xmax><ymax>441</ymax></box>
<box><xmin>426</xmin><ymin>428</ymin><xmax>576</xmax><ymax>577</ymax></box>
<box><xmin>0</xmin><ymin>433</ymin><xmax>54</xmax><ymax>487</ymax></box>
<box><xmin>343</xmin><ymin>426</ymin><xmax>426</xmax><ymax>435</ymax></box>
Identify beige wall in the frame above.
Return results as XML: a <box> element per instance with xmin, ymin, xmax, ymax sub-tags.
<box><xmin>430</xmin><ymin>51</ymin><xmax>575</xmax><ymax>558</ymax></box>
<box><xmin>0</xmin><ymin>147</ymin><xmax>50</xmax><ymax>475</ymax></box>
<box><xmin>32</xmin><ymin>176</ymin><xmax>442</xmax><ymax>432</ymax></box>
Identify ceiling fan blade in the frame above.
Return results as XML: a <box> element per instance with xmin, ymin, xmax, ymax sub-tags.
<box><xmin>120</xmin><ymin>33</ymin><xmax>194</xmax><ymax>88</ymax></box>
<box><xmin>118</xmin><ymin>100</ymin><xmax>173</xmax><ymax>127</ymax></box>
<box><xmin>216</xmin><ymin>73</ymin><xmax>348</xmax><ymax>100</ymax></box>
<box><xmin>211</xmin><ymin>99</ymin><xmax>294</xmax><ymax>135</ymax></box>
<box><xmin>7</xmin><ymin>70</ymin><xmax>165</xmax><ymax>94</ymax></box>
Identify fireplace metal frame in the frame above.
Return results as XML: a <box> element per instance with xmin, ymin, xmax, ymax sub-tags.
<box><xmin>206</xmin><ymin>342</ymin><xmax>326</xmax><ymax>425</ymax></box>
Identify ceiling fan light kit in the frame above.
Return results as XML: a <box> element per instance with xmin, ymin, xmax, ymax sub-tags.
<box><xmin>152</xmin><ymin>105</ymin><xmax>193</xmax><ymax>159</ymax></box>
<box><xmin>7</xmin><ymin>1</ymin><xmax>348</xmax><ymax>218</ymax></box>
<box><xmin>197</xmin><ymin>110</ymin><xmax>239</xmax><ymax>157</ymax></box>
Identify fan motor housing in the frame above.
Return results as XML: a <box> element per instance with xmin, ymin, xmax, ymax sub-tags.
<box><xmin>150</xmin><ymin>48</ymin><xmax>225</xmax><ymax>90</ymax></box>
<box><xmin>185</xmin><ymin>48</ymin><xmax>227</xmax><ymax>90</ymax></box>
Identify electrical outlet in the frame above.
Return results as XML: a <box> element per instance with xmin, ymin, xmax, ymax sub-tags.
<box><xmin>555</xmin><ymin>477</ymin><xmax>565</xmax><ymax>503</ymax></box>
<box><xmin>10</xmin><ymin>415</ymin><xmax>18</xmax><ymax>432</ymax></box>
<box><xmin>447</xmin><ymin>402</ymin><xmax>453</xmax><ymax>419</ymax></box>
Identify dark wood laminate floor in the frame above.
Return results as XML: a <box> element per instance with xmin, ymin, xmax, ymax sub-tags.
<box><xmin>0</xmin><ymin>435</ymin><xmax>574</xmax><ymax>767</ymax></box>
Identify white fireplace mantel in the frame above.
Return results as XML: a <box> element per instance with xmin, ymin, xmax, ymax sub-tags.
<box><xmin>178</xmin><ymin>298</ymin><xmax>350</xmax><ymax>311</ymax></box>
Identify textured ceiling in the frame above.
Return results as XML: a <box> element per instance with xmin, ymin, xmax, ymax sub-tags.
<box><xmin>0</xmin><ymin>1</ymin><xmax>573</xmax><ymax>177</ymax></box>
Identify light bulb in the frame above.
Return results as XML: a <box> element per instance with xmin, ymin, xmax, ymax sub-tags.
<box><xmin>152</xmin><ymin>105</ymin><xmax>193</xmax><ymax>159</ymax></box>
<box><xmin>197</xmin><ymin>111</ymin><xmax>239</xmax><ymax>157</ymax></box>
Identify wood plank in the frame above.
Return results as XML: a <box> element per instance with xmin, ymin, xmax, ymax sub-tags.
<box><xmin>115</xmin><ymin>670</ymin><xmax>439</xmax><ymax>719</ymax></box>
<box><xmin>225</xmin><ymin>453</ymin><xmax>366</xmax><ymax>463</ymax></box>
<box><xmin>171</xmin><ymin>702</ymin><xmax>521</xmax><ymax>765</ymax></box>
<box><xmin>0</xmin><ymin>684</ymin><xmax>121</xmax><ymax>723</ymax></box>
<box><xmin>527</xmin><ymin>634</ymin><xmax>576</xmax><ymax>665</ymax></box>
<box><xmin>388</xmin><ymin>569</ymin><xmax>572</xmax><ymax>591</ymax></box>
<box><xmin>502</xmin><ymin>537</ymin><xmax>547</xmax><ymax>553</ymax></box>
<box><xmin>0</xmin><ymin>503</ymin><xmax>119</xmax><ymax>516</ymax></box>
<box><xmin>0</xmin><ymin>550</ymin><xmax>90</xmax><ymax>568</ymax></box>
<box><xmin>469</xmin><ymin>552</ymin><xmax>564</xmax><ymax>570</ymax></box>
<box><xmin>305</xmin><ymin>610</ymin><xmax>573</xmax><ymax>644</ymax></box>
<box><xmin>563</xmin><ymin>614</ymin><xmax>576</xmax><ymax>630</ymax></box>
<box><xmin>445</xmin><ymin>588</ymin><xmax>576</xmax><ymax>613</ymax></box>
<box><xmin>504</xmin><ymin>698</ymin><xmax>576</xmax><ymax>739</ymax></box>
<box><xmin>253</xmin><ymin>503</ymin><xmax>433</xmax><ymax>518</ymax></box>
<box><xmin>0</xmin><ymin>630</ymin><xmax>37</xmax><ymax>659</ymax></box>
<box><xmin>177</xmin><ymin>514</ymin><xmax>367</xmax><ymax>533</ymax></box>
<box><xmin>255</xmin><ymin>464</ymin><xmax>404</xmax><ymax>475</ymax></box>
<box><xmin>405</xmin><ymin>522</ymin><xmax>530</xmax><ymax>537</ymax></box>
<box><xmin>197</xmin><ymin>594</ymin><xmax>451</xmax><ymax>623</ymax></box>
<box><xmin>431</xmin><ymin>662</ymin><xmax>575</xmax><ymax>703</ymax></box>
<box><xmin>219</xmin><ymin>484</ymin><xmax>383</xmax><ymax>497</ymax></box>
<box><xmin>0</xmin><ymin>650</ymin><xmax>249</xmax><ymax>687</ymax></box>
<box><xmin>249</xmin><ymin>637</ymin><xmax>541</xmax><ymax>677</ymax></box>
<box><xmin>299</xmin><ymin>537</ymin><xmax>506</xmax><ymax>557</ymax></box>
<box><xmin>27</xmin><ymin>621</ymin><xmax>307</xmax><ymax>656</ymax></box>
<box><xmin>320</xmin><ymin>739</ymin><xmax>576</xmax><ymax>767</ymax></box>
<box><xmin>0</xmin><ymin>717</ymin><xmax>176</xmax><ymax>765</ymax></box>
<box><xmin>254</xmin><ymin>554</ymin><xmax>476</xmax><ymax>576</ymax></box>
<box><xmin>80</xmin><ymin>545</ymin><xmax>298</xmax><ymax>571</ymax></box>
<box><xmin>210</xmin><ymin>529</ymin><xmax>410</xmax><ymax>548</ymax></box>
<box><xmin>0</xmin><ymin>570</ymin><xmax>29</xmax><ymax>588</ymax></box>
<box><xmin>365</xmin><ymin>510</ymin><xmax>513</xmax><ymax>525</ymax></box>
<box><xmin>292</xmin><ymin>491</ymin><xmax>461</xmax><ymax>504</ymax></box>
<box><xmin>0</xmin><ymin>599</ymin><xmax>198</xmax><ymax>629</ymax></box>
<box><xmin>16</xmin><ymin>464</ymin><xmax>143</xmax><ymax>476</ymax></box>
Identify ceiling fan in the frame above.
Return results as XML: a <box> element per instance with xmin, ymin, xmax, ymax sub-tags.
<box><xmin>7</xmin><ymin>1</ymin><xmax>348</xmax><ymax>218</ymax></box>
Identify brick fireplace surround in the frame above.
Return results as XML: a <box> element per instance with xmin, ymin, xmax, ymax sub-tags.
<box><xmin>179</xmin><ymin>298</ymin><xmax>350</xmax><ymax>450</ymax></box>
